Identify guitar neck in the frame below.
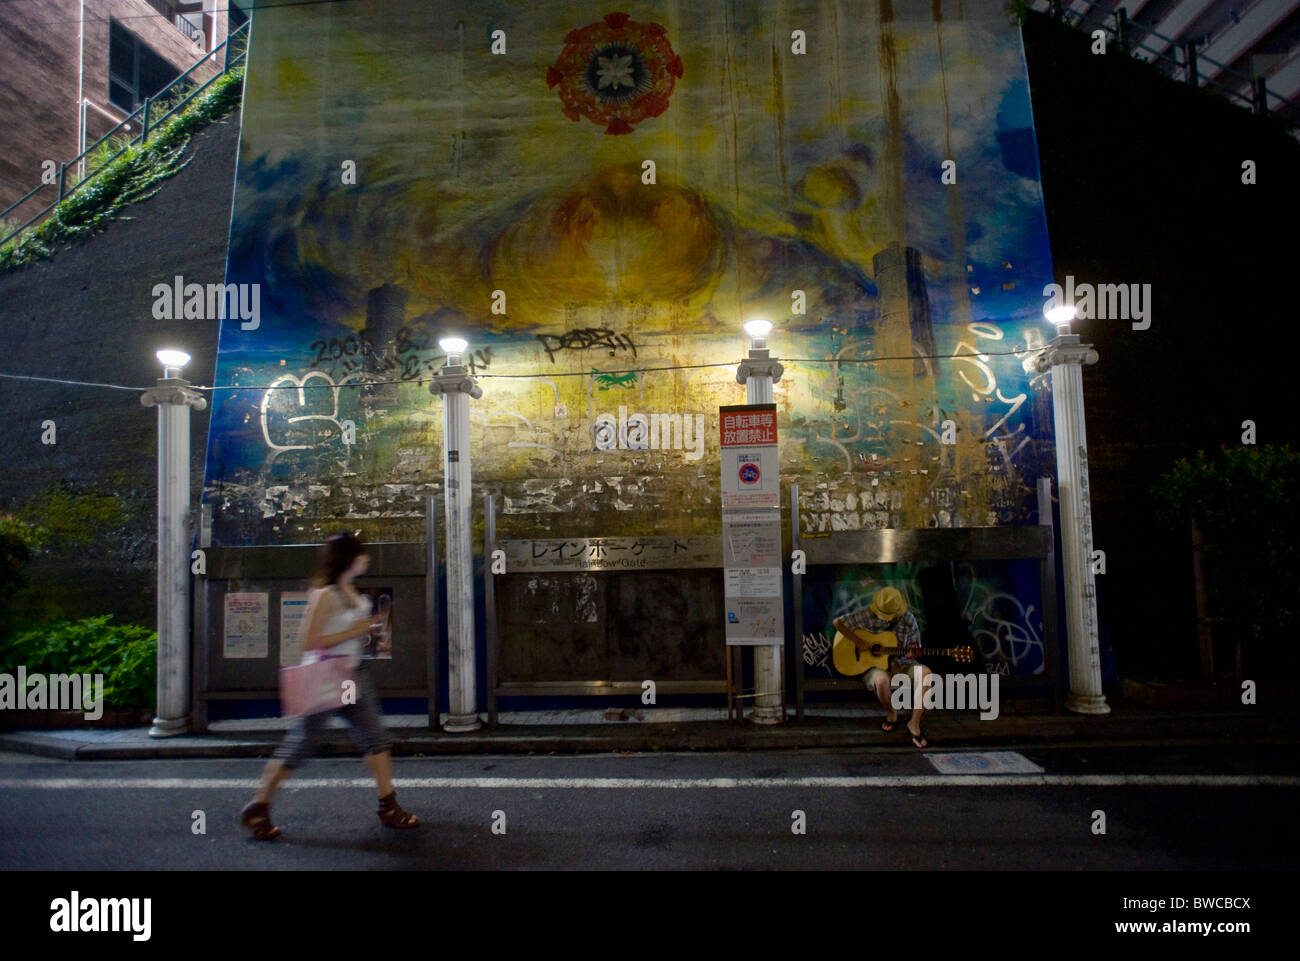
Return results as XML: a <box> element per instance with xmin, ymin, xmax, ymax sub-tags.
<box><xmin>878</xmin><ymin>646</ymin><xmax>963</xmax><ymax>657</ymax></box>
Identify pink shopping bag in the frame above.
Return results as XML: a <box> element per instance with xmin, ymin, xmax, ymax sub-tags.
<box><xmin>279</xmin><ymin>653</ymin><xmax>354</xmax><ymax>719</ymax></box>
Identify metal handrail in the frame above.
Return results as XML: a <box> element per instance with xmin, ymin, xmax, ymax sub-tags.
<box><xmin>1042</xmin><ymin>0</ymin><xmax>1298</xmax><ymax>132</ymax></box>
<box><xmin>176</xmin><ymin>16</ymin><xmax>204</xmax><ymax>46</ymax></box>
<box><xmin>0</xmin><ymin>20</ymin><xmax>249</xmax><ymax>250</ymax></box>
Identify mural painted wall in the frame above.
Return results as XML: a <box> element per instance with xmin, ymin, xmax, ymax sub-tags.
<box><xmin>802</xmin><ymin>560</ymin><xmax>1049</xmax><ymax>679</ymax></box>
<box><xmin>203</xmin><ymin>0</ymin><xmax>1059</xmax><ymax>555</ymax></box>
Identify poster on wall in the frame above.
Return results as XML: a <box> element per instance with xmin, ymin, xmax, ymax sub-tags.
<box><xmin>224</xmin><ymin>592</ymin><xmax>269</xmax><ymax>659</ymax></box>
<box><xmin>279</xmin><ymin>590</ymin><xmax>310</xmax><ymax>666</ymax></box>
<box><xmin>721</xmin><ymin>405</ymin><xmax>783</xmax><ymax>646</ymax></box>
<box><xmin>357</xmin><ymin>587</ymin><xmax>394</xmax><ymax>659</ymax></box>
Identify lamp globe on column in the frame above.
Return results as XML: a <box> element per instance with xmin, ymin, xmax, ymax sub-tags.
<box><xmin>156</xmin><ymin>349</ymin><xmax>191</xmax><ymax>379</ymax></box>
<box><xmin>1045</xmin><ymin>304</ymin><xmax>1076</xmax><ymax>335</ymax></box>
<box><xmin>743</xmin><ymin>318</ymin><xmax>772</xmax><ymax>352</ymax></box>
<box><xmin>439</xmin><ymin>336</ymin><xmax>468</xmax><ymax>367</ymax></box>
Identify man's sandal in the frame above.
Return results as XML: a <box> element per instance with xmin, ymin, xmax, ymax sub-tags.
<box><xmin>240</xmin><ymin>800</ymin><xmax>281</xmax><ymax>841</ymax></box>
<box><xmin>377</xmin><ymin>792</ymin><xmax>419</xmax><ymax>828</ymax></box>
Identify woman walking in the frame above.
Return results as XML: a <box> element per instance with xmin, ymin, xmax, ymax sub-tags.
<box><xmin>240</xmin><ymin>532</ymin><xmax>419</xmax><ymax>840</ymax></box>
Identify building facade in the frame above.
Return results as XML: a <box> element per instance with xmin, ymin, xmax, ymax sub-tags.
<box><xmin>0</xmin><ymin>0</ymin><xmax>246</xmax><ymax>225</ymax></box>
<box><xmin>196</xmin><ymin>0</ymin><xmax>1065</xmax><ymax>716</ymax></box>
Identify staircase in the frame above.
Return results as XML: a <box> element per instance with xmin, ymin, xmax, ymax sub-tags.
<box><xmin>0</xmin><ymin>20</ymin><xmax>250</xmax><ymax>252</ymax></box>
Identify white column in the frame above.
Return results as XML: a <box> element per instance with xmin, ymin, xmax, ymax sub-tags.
<box><xmin>141</xmin><ymin>367</ymin><xmax>206</xmax><ymax>737</ymax></box>
<box><xmin>1040</xmin><ymin>335</ymin><xmax>1109</xmax><ymax>714</ymax></box>
<box><xmin>738</xmin><ymin>345</ymin><xmax>784</xmax><ymax>725</ymax></box>
<box><xmin>430</xmin><ymin>357</ymin><xmax>482</xmax><ymax>732</ymax></box>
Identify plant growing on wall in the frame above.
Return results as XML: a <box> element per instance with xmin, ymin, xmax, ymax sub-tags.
<box><xmin>0</xmin><ymin>515</ymin><xmax>48</xmax><ymax>636</ymax></box>
<box><xmin>0</xmin><ymin>67</ymin><xmax>245</xmax><ymax>273</ymax></box>
<box><xmin>3</xmin><ymin>484</ymin><xmax>140</xmax><ymax>640</ymax></box>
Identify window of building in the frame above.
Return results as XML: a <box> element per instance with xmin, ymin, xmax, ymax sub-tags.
<box><xmin>107</xmin><ymin>20</ymin><xmax>181</xmax><ymax>113</ymax></box>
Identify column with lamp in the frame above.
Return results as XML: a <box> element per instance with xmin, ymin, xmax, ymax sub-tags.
<box><xmin>735</xmin><ymin>319</ymin><xmax>785</xmax><ymax>724</ymax></box>
<box><xmin>140</xmin><ymin>349</ymin><xmax>207</xmax><ymax>736</ymax></box>
<box><xmin>429</xmin><ymin>336</ymin><xmax>483</xmax><ymax>732</ymax></box>
<box><xmin>1033</xmin><ymin>305</ymin><xmax>1109</xmax><ymax>714</ymax></box>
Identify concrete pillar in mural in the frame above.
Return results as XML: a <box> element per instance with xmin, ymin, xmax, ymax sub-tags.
<box><xmin>904</xmin><ymin>246</ymin><xmax>937</xmax><ymax>379</ymax></box>
<box><xmin>872</xmin><ymin>241</ymin><xmax>913</xmax><ymax>380</ymax></box>
<box><xmin>363</xmin><ymin>283</ymin><xmax>407</xmax><ymax>407</ymax></box>
<box><xmin>872</xmin><ymin>242</ymin><xmax>937</xmax><ymax>381</ymax></box>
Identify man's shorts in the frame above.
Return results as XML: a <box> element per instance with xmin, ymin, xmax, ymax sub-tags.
<box><xmin>863</xmin><ymin>658</ymin><xmax>922</xmax><ymax>690</ymax></box>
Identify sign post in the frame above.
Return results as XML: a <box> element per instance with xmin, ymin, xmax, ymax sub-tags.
<box><xmin>720</xmin><ymin>403</ymin><xmax>784</xmax><ymax>722</ymax></box>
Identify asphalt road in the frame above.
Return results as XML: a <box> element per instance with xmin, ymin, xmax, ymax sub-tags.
<box><xmin>1</xmin><ymin>742</ymin><xmax>1296</xmax><ymax>870</ymax></box>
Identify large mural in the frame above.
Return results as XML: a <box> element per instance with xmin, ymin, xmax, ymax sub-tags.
<box><xmin>203</xmin><ymin>0</ymin><xmax>1058</xmax><ymax>554</ymax></box>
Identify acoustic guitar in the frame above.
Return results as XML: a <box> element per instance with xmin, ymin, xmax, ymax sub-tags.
<box><xmin>831</xmin><ymin>630</ymin><xmax>974</xmax><ymax>677</ymax></box>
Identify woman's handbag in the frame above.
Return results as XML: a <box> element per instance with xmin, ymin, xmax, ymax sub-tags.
<box><xmin>279</xmin><ymin>650</ymin><xmax>355</xmax><ymax>718</ymax></box>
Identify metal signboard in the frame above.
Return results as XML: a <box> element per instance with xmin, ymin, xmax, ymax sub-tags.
<box><xmin>501</xmin><ymin>536</ymin><xmax>720</xmax><ymax>573</ymax></box>
<box><xmin>720</xmin><ymin>404</ymin><xmax>783</xmax><ymax>646</ymax></box>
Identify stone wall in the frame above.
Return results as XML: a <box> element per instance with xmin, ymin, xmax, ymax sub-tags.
<box><xmin>0</xmin><ymin>116</ymin><xmax>238</xmax><ymax>626</ymax></box>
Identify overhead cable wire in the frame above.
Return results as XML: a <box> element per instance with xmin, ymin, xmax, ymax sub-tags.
<box><xmin>0</xmin><ymin>345</ymin><xmax>1053</xmax><ymax>395</ymax></box>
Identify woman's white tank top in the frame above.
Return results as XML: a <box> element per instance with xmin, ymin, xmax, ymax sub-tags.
<box><xmin>311</xmin><ymin>584</ymin><xmax>370</xmax><ymax>667</ymax></box>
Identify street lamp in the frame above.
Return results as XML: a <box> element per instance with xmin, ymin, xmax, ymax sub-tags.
<box><xmin>157</xmin><ymin>348</ymin><xmax>190</xmax><ymax>377</ymax></box>
<box><xmin>1032</xmin><ymin>302</ymin><xmax>1109</xmax><ymax>714</ymax></box>
<box><xmin>736</xmin><ymin>319</ymin><xmax>782</xmax><ymax>401</ymax></box>
<box><xmin>140</xmin><ymin>348</ymin><xmax>206</xmax><ymax>737</ymax></box>
<box><xmin>439</xmin><ymin>336</ymin><xmax>468</xmax><ymax>366</ymax></box>
<box><xmin>429</xmin><ymin>335</ymin><xmax>483</xmax><ymax>732</ymax></box>
<box><xmin>1045</xmin><ymin>304</ymin><xmax>1077</xmax><ymax>331</ymax></box>
<box><xmin>734</xmin><ymin>319</ymin><xmax>785</xmax><ymax>725</ymax></box>
<box><xmin>743</xmin><ymin>318</ymin><xmax>772</xmax><ymax>351</ymax></box>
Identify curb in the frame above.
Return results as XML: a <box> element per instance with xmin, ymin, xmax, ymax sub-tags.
<box><xmin>2</xmin><ymin>711</ymin><xmax>1296</xmax><ymax>761</ymax></box>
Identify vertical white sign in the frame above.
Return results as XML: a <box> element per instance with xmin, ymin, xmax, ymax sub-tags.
<box><xmin>720</xmin><ymin>405</ymin><xmax>783</xmax><ymax>645</ymax></box>
<box><xmin>279</xmin><ymin>590</ymin><xmax>311</xmax><ymax>666</ymax></box>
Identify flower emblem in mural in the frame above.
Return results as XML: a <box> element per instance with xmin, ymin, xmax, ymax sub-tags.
<box><xmin>546</xmin><ymin>12</ymin><xmax>683</xmax><ymax>135</ymax></box>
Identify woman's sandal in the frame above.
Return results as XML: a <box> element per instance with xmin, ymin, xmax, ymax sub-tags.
<box><xmin>907</xmin><ymin>726</ymin><xmax>929</xmax><ymax>749</ymax></box>
<box><xmin>240</xmin><ymin>800</ymin><xmax>281</xmax><ymax>841</ymax></box>
<box><xmin>377</xmin><ymin>792</ymin><xmax>419</xmax><ymax>828</ymax></box>
<box><xmin>880</xmin><ymin>715</ymin><xmax>900</xmax><ymax>732</ymax></box>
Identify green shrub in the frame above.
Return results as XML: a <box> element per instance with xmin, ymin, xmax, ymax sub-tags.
<box><xmin>0</xmin><ymin>515</ymin><xmax>50</xmax><ymax>638</ymax></box>
<box><xmin>1152</xmin><ymin>444</ymin><xmax>1300</xmax><ymax>670</ymax></box>
<box><xmin>0</xmin><ymin>616</ymin><xmax>157</xmax><ymax>711</ymax></box>
<box><xmin>0</xmin><ymin>514</ymin><xmax>47</xmax><ymax>593</ymax></box>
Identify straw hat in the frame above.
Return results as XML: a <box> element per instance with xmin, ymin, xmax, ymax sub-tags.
<box><xmin>869</xmin><ymin>587</ymin><xmax>907</xmax><ymax>620</ymax></box>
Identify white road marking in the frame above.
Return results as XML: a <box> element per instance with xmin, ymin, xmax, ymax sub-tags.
<box><xmin>0</xmin><ymin>775</ymin><xmax>1295</xmax><ymax>789</ymax></box>
<box><xmin>925</xmin><ymin>751</ymin><xmax>1045</xmax><ymax>774</ymax></box>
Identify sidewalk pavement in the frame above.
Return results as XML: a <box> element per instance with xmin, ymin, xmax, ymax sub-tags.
<box><xmin>1</xmin><ymin>703</ymin><xmax>1294</xmax><ymax>760</ymax></box>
